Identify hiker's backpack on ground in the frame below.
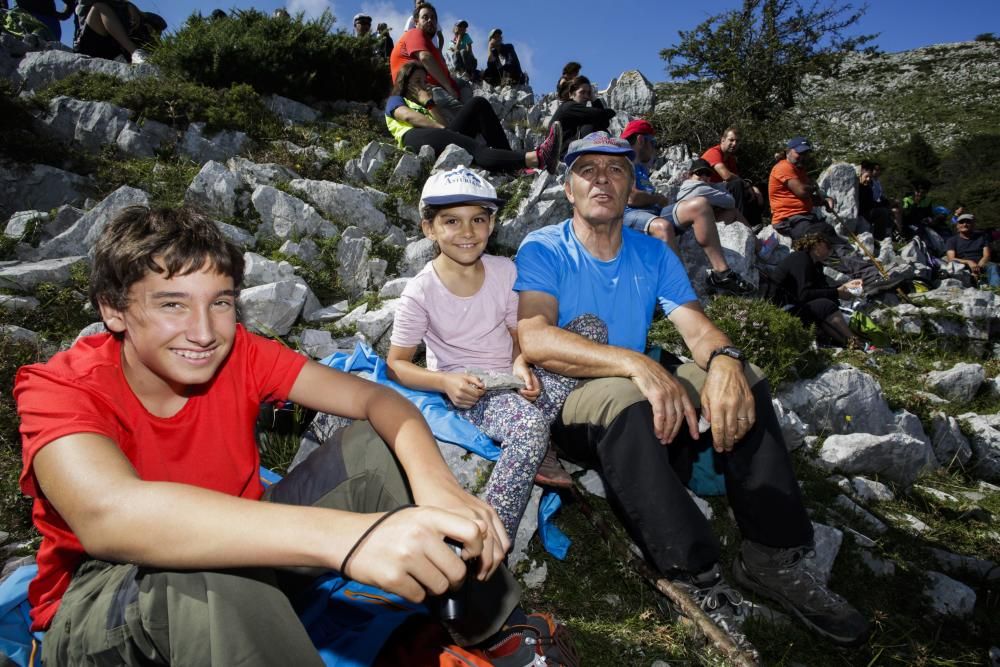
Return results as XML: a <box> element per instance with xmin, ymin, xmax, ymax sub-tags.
<box><xmin>848</xmin><ymin>310</ymin><xmax>891</xmax><ymax>347</ymax></box>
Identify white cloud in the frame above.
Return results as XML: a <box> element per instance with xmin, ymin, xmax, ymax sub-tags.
<box><xmin>286</xmin><ymin>0</ymin><xmax>336</xmax><ymax>21</ymax></box>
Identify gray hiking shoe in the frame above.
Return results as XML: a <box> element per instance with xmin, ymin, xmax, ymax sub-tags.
<box><xmin>705</xmin><ymin>269</ymin><xmax>755</xmax><ymax>296</ymax></box>
<box><xmin>670</xmin><ymin>565</ymin><xmax>759</xmax><ymax>660</ymax></box>
<box><xmin>732</xmin><ymin>542</ymin><xmax>871</xmax><ymax>646</ymax></box>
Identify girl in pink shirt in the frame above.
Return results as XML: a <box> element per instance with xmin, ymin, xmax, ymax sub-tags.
<box><xmin>388</xmin><ymin>167</ymin><xmax>603</xmax><ymax>539</ymax></box>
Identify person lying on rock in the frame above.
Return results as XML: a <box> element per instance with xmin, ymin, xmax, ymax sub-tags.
<box><xmin>14</xmin><ymin>205</ymin><xmax>577</xmax><ymax>666</ymax></box>
<box><xmin>386</xmin><ymin>61</ymin><xmax>563</xmax><ymax>174</ymax></box>
<box><xmin>620</xmin><ymin>120</ymin><xmax>755</xmax><ymax>297</ymax></box>
<box><xmin>513</xmin><ymin>131</ymin><xmax>871</xmax><ymax>655</ymax></box>
<box><xmin>73</xmin><ymin>0</ymin><xmax>163</xmax><ymax>64</ymax></box>
<box><xmin>676</xmin><ymin>157</ymin><xmax>748</xmax><ymax>226</ymax></box>
<box><xmin>388</xmin><ymin>167</ymin><xmax>594</xmax><ymax>539</ymax></box>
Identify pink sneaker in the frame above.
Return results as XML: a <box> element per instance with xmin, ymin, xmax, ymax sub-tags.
<box><xmin>535</xmin><ymin>121</ymin><xmax>563</xmax><ymax>175</ymax></box>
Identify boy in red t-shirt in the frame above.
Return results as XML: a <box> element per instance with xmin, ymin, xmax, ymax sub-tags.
<box><xmin>16</xmin><ymin>206</ymin><xmax>573</xmax><ymax>666</ymax></box>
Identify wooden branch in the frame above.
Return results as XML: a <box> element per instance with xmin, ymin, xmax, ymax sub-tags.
<box><xmin>571</xmin><ymin>486</ymin><xmax>760</xmax><ymax>667</ymax></box>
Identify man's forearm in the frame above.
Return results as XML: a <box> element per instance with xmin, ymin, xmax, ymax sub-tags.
<box><xmin>519</xmin><ymin>321</ymin><xmax>648</xmax><ymax>379</ymax></box>
<box><xmin>417</xmin><ymin>52</ymin><xmax>456</xmax><ymax>96</ymax></box>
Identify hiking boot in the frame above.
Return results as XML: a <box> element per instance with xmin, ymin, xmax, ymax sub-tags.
<box><xmin>482</xmin><ymin>612</ymin><xmax>580</xmax><ymax>667</ymax></box>
<box><xmin>732</xmin><ymin>542</ymin><xmax>870</xmax><ymax>646</ymax></box>
<box><xmin>535</xmin><ymin>121</ymin><xmax>563</xmax><ymax>175</ymax></box>
<box><xmin>705</xmin><ymin>269</ymin><xmax>755</xmax><ymax>296</ymax></box>
<box><xmin>130</xmin><ymin>48</ymin><xmax>151</xmax><ymax>64</ymax></box>
<box><xmin>668</xmin><ymin>565</ymin><xmax>759</xmax><ymax>661</ymax></box>
<box><xmin>533</xmin><ymin>445</ymin><xmax>573</xmax><ymax>489</ymax></box>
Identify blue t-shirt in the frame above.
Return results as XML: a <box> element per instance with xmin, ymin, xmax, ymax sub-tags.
<box><xmin>513</xmin><ymin>220</ymin><xmax>698</xmax><ymax>352</ymax></box>
<box><xmin>627</xmin><ymin>162</ymin><xmax>660</xmax><ymax>216</ymax></box>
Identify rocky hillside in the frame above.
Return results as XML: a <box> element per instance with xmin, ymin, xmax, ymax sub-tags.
<box><xmin>1</xmin><ymin>25</ymin><xmax>999</xmax><ymax>666</ymax></box>
<box><xmin>793</xmin><ymin>40</ymin><xmax>1000</xmax><ymax>155</ymax></box>
<box><xmin>655</xmin><ymin>40</ymin><xmax>1000</xmax><ymax>157</ymax></box>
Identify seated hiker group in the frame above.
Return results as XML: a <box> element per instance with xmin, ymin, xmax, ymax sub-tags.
<box><xmin>11</xmin><ymin>7</ymin><xmax>998</xmax><ymax>666</ymax></box>
<box><xmin>18</xmin><ymin>134</ymin><xmax>881</xmax><ymax>667</ymax></box>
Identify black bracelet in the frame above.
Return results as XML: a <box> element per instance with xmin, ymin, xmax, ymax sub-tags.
<box><xmin>340</xmin><ymin>503</ymin><xmax>416</xmax><ymax>577</ymax></box>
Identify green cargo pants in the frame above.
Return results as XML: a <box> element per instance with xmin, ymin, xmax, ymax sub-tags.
<box><xmin>42</xmin><ymin>421</ymin><xmax>519</xmax><ymax>666</ymax></box>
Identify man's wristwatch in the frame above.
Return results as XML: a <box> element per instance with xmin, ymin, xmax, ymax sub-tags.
<box><xmin>707</xmin><ymin>346</ymin><xmax>746</xmax><ymax>370</ymax></box>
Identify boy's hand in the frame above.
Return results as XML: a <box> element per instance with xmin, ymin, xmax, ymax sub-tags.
<box><xmin>345</xmin><ymin>506</ymin><xmax>488</xmax><ymax>602</ymax></box>
<box><xmin>411</xmin><ymin>482</ymin><xmax>510</xmax><ymax>580</ymax></box>
<box><xmin>513</xmin><ymin>356</ymin><xmax>540</xmax><ymax>402</ymax></box>
<box><xmin>442</xmin><ymin>373</ymin><xmax>485</xmax><ymax>409</ymax></box>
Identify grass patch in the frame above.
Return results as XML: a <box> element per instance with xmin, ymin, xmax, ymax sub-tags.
<box><xmin>94</xmin><ymin>154</ymin><xmax>201</xmax><ymax>207</ymax></box>
<box><xmin>0</xmin><ymin>334</ymin><xmax>46</xmax><ymax>543</ymax></box>
<box><xmin>648</xmin><ymin>296</ymin><xmax>822</xmax><ymax>389</ymax></box>
<box><xmin>0</xmin><ymin>80</ymin><xmax>89</xmax><ymax>171</ymax></box>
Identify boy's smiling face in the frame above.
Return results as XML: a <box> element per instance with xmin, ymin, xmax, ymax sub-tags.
<box><xmin>99</xmin><ymin>261</ymin><xmax>238</xmax><ymax>410</ymax></box>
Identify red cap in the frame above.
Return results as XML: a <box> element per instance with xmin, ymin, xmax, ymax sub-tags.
<box><xmin>620</xmin><ymin>119</ymin><xmax>655</xmax><ymax>141</ymax></box>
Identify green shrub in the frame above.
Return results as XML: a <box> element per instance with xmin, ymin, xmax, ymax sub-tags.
<box><xmin>37</xmin><ymin>72</ymin><xmax>281</xmax><ymax>137</ymax></box>
<box><xmin>154</xmin><ymin>9</ymin><xmax>389</xmax><ymax>104</ymax></box>
<box><xmin>94</xmin><ymin>156</ymin><xmax>201</xmax><ymax>206</ymax></box>
<box><xmin>0</xmin><ymin>79</ymin><xmax>78</xmax><ymax>167</ymax></box>
<box><xmin>647</xmin><ymin>296</ymin><xmax>819</xmax><ymax>388</ymax></box>
<box><xmin>0</xmin><ymin>334</ymin><xmax>45</xmax><ymax>543</ymax></box>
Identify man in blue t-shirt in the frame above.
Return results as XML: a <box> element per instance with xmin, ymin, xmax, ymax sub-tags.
<box><xmin>514</xmin><ymin>132</ymin><xmax>869</xmax><ymax>651</ymax></box>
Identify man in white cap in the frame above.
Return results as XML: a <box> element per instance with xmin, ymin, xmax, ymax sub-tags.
<box><xmin>353</xmin><ymin>12</ymin><xmax>371</xmax><ymax>36</ymax></box>
<box><xmin>513</xmin><ymin>131</ymin><xmax>870</xmax><ymax>653</ymax></box>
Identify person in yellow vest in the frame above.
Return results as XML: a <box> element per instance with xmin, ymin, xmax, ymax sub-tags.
<box><xmin>386</xmin><ymin>62</ymin><xmax>562</xmax><ymax>174</ymax></box>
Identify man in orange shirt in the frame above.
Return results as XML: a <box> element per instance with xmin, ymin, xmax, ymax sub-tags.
<box><xmin>769</xmin><ymin>138</ymin><xmax>906</xmax><ymax>291</ymax></box>
<box><xmin>390</xmin><ymin>2</ymin><xmax>470</xmax><ymax>122</ymax></box>
<box><xmin>767</xmin><ymin>137</ymin><xmax>836</xmax><ymax>240</ymax></box>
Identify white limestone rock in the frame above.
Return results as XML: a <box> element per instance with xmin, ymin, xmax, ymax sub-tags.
<box><xmin>924</xmin><ymin>571</ymin><xmax>976</xmax><ymax>618</ymax></box>
<box><xmin>238</xmin><ymin>280</ymin><xmax>309</xmax><ymax>336</ymax></box>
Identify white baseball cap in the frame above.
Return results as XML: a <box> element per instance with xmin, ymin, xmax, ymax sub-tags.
<box><xmin>419</xmin><ymin>167</ymin><xmax>502</xmax><ymax>211</ymax></box>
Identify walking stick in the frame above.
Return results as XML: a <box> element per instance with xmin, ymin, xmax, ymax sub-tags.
<box><xmin>569</xmin><ymin>485</ymin><xmax>760</xmax><ymax>667</ymax></box>
<box><xmin>825</xmin><ymin>207</ymin><xmax>890</xmax><ymax>279</ymax></box>
<box><xmin>826</xmin><ymin>207</ymin><xmax>914</xmax><ymax>304</ymax></box>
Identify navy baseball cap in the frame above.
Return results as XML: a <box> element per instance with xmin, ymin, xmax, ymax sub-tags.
<box><xmin>787</xmin><ymin>136</ymin><xmax>813</xmax><ymax>152</ymax></box>
<box><xmin>564</xmin><ymin>132</ymin><xmax>636</xmax><ymax>168</ymax></box>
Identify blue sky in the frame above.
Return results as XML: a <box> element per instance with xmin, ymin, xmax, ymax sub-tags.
<box><xmin>52</xmin><ymin>0</ymin><xmax>1000</xmax><ymax>95</ymax></box>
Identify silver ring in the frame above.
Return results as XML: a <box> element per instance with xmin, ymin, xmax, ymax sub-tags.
<box><xmin>737</xmin><ymin>417</ymin><xmax>749</xmax><ymax>421</ymax></box>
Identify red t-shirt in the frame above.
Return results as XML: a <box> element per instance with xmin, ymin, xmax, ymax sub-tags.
<box><xmin>15</xmin><ymin>326</ymin><xmax>307</xmax><ymax>630</ymax></box>
<box><xmin>390</xmin><ymin>27</ymin><xmax>454</xmax><ymax>89</ymax></box>
<box><xmin>701</xmin><ymin>145</ymin><xmax>739</xmax><ymax>184</ymax></box>
<box><xmin>768</xmin><ymin>159</ymin><xmax>812</xmax><ymax>224</ymax></box>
